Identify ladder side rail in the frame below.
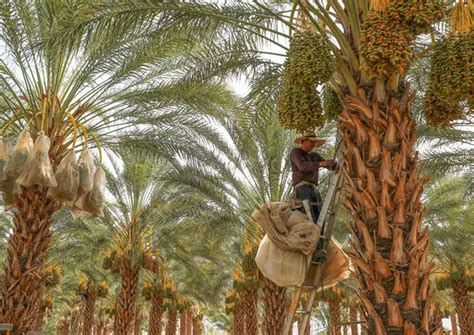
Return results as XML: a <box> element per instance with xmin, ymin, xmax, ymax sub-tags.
<box><xmin>317</xmin><ymin>171</ymin><xmax>342</xmax><ymax>231</ymax></box>
<box><xmin>282</xmin><ymin>286</ymin><xmax>304</xmax><ymax>335</ymax></box>
<box><xmin>282</xmin><ymin>172</ymin><xmax>343</xmax><ymax>335</ymax></box>
<box><xmin>298</xmin><ymin>175</ymin><xmax>344</xmax><ymax>333</ymax></box>
<box><xmin>298</xmin><ymin>205</ymin><xmax>339</xmax><ymax>333</ymax></box>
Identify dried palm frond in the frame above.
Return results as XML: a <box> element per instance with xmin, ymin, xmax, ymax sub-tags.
<box><xmin>450</xmin><ymin>0</ymin><xmax>474</xmax><ymax>33</ymax></box>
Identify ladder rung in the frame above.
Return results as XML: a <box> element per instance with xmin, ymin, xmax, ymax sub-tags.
<box><xmin>314</xmin><ymin>249</ymin><xmax>327</xmax><ymax>256</ymax></box>
<box><xmin>0</xmin><ymin>324</ymin><xmax>14</xmax><ymax>330</ymax></box>
<box><xmin>302</xmin><ymin>285</ymin><xmax>316</xmax><ymax>290</ymax></box>
<box><xmin>296</xmin><ymin>309</ymin><xmax>311</xmax><ymax>315</ymax></box>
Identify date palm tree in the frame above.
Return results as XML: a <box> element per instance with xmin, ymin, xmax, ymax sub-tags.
<box><xmin>425</xmin><ymin>176</ymin><xmax>474</xmax><ymax>335</ymax></box>
<box><xmin>76</xmin><ymin>276</ymin><xmax>109</xmax><ymax>335</ymax></box>
<box><xmin>0</xmin><ymin>1</ymin><xmax>237</xmax><ymax>332</ymax></box>
<box><xmin>144</xmin><ymin>270</ymin><xmax>166</xmax><ymax>335</ymax></box>
<box><xmin>101</xmin><ymin>151</ymin><xmax>171</xmax><ymax>335</ymax></box>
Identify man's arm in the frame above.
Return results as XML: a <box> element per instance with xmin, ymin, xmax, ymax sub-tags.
<box><xmin>313</xmin><ymin>152</ymin><xmax>337</xmax><ymax>169</ymax></box>
<box><xmin>290</xmin><ymin>149</ymin><xmax>320</xmax><ymax>172</ymax></box>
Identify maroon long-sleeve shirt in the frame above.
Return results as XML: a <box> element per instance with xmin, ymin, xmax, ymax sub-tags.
<box><xmin>290</xmin><ymin>147</ymin><xmax>325</xmax><ymax>186</ymax></box>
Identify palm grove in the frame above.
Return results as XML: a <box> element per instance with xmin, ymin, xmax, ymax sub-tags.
<box><xmin>0</xmin><ymin>1</ymin><xmax>472</xmax><ymax>335</ymax></box>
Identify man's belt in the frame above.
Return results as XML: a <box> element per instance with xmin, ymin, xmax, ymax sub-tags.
<box><xmin>294</xmin><ymin>180</ymin><xmax>317</xmax><ymax>189</ymax></box>
<box><xmin>291</xmin><ymin>181</ymin><xmax>321</xmax><ymax>210</ymax></box>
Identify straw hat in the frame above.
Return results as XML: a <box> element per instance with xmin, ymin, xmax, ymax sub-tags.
<box><xmin>294</xmin><ymin>130</ymin><xmax>326</xmax><ymax>147</ymax></box>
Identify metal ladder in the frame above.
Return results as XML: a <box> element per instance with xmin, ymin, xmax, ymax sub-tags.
<box><xmin>282</xmin><ymin>170</ymin><xmax>344</xmax><ymax>335</ymax></box>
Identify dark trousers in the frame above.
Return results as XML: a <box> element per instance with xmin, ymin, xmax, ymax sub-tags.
<box><xmin>295</xmin><ymin>185</ymin><xmax>323</xmax><ymax>223</ymax></box>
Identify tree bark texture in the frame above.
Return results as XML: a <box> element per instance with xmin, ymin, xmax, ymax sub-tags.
<box><xmin>30</xmin><ymin>298</ymin><xmax>45</xmax><ymax>332</ymax></box>
<box><xmin>180</xmin><ymin>312</ymin><xmax>187</xmax><ymax>335</ymax></box>
<box><xmin>103</xmin><ymin>323</ymin><xmax>110</xmax><ymax>335</ymax></box>
<box><xmin>339</xmin><ymin>84</ymin><xmax>438</xmax><ymax>334</ymax></box>
<box><xmin>134</xmin><ymin>304</ymin><xmax>142</xmax><ymax>335</ymax></box>
<box><xmin>452</xmin><ymin>279</ymin><xmax>472</xmax><ymax>335</ymax></box>
<box><xmin>114</xmin><ymin>257</ymin><xmax>140</xmax><ymax>335</ymax></box>
<box><xmin>166</xmin><ymin>309</ymin><xmax>178</xmax><ymax>335</ymax></box>
<box><xmin>185</xmin><ymin>309</ymin><xmax>193</xmax><ymax>335</ymax></box>
<box><xmin>263</xmin><ymin>277</ymin><xmax>290</xmax><ymax>335</ymax></box>
<box><xmin>0</xmin><ymin>187</ymin><xmax>60</xmax><ymax>333</ymax></box>
<box><xmin>148</xmin><ymin>287</ymin><xmax>164</xmax><ymax>335</ymax></box>
<box><xmin>82</xmin><ymin>292</ymin><xmax>98</xmax><ymax>335</ymax></box>
<box><xmin>450</xmin><ymin>311</ymin><xmax>458</xmax><ymax>335</ymax></box>
<box><xmin>243</xmin><ymin>286</ymin><xmax>259</xmax><ymax>335</ymax></box>
<box><xmin>359</xmin><ymin>307</ymin><xmax>367</xmax><ymax>335</ymax></box>
<box><xmin>329</xmin><ymin>299</ymin><xmax>341</xmax><ymax>335</ymax></box>
<box><xmin>58</xmin><ymin>320</ymin><xmax>70</xmax><ymax>335</ymax></box>
<box><xmin>192</xmin><ymin>315</ymin><xmax>203</xmax><ymax>335</ymax></box>
<box><xmin>95</xmin><ymin>315</ymin><xmax>109</xmax><ymax>335</ymax></box>
<box><xmin>433</xmin><ymin>304</ymin><xmax>443</xmax><ymax>333</ymax></box>
<box><xmin>297</xmin><ymin>317</ymin><xmax>310</xmax><ymax>335</ymax></box>
<box><xmin>233</xmin><ymin>300</ymin><xmax>245</xmax><ymax>335</ymax></box>
<box><xmin>350</xmin><ymin>307</ymin><xmax>359</xmax><ymax>335</ymax></box>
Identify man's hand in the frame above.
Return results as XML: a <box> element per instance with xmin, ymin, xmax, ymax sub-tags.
<box><xmin>320</xmin><ymin>159</ymin><xmax>337</xmax><ymax>169</ymax></box>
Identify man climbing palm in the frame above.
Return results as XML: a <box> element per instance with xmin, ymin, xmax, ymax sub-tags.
<box><xmin>290</xmin><ymin>131</ymin><xmax>336</xmax><ymax>223</ymax></box>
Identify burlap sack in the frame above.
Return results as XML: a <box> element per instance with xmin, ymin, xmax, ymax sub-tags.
<box><xmin>251</xmin><ymin>202</ymin><xmax>320</xmax><ymax>255</ymax></box>
<box><xmin>257</xmin><ymin>236</ymin><xmax>351</xmax><ymax>289</ymax></box>
<box><xmin>318</xmin><ymin>239</ymin><xmax>351</xmax><ymax>290</ymax></box>
<box><xmin>255</xmin><ymin>234</ymin><xmax>308</xmax><ymax>287</ymax></box>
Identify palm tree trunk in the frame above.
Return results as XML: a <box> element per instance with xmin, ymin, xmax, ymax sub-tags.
<box><xmin>350</xmin><ymin>307</ymin><xmax>358</xmax><ymax>335</ymax></box>
<box><xmin>166</xmin><ymin>309</ymin><xmax>178</xmax><ymax>335</ymax></box>
<box><xmin>233</xmin><ymin>301</ymin><xmax>245</xmax><ymax>335</ymax></box>
<box><xmin>148</xmin><ymin>287</ymin><xmax>164</xmax><ymax>335</ymax></box>
<box><xmin>433</xmin><ymin>303</ymin><xmax>443</xmax><ymax>332</ymax></box>
<box><xmin>261</xmin><ymin>318</ymin><xmax>267</xmax><ymax>335</ymax></box>
<box><xmin>262</xmin><ymin>277</ymin><xmax>290</xmax><ymax>335</ymax></box>
<box><xmin>0</xmin><ymin>187</ymin><xmax>59</xmax><ymax>333</ymax></box>
<box><xmin>452</xmin><ymin>279</ymin><xmax>472</xmax><ymax>335</ymax></box>
<box><xmin>134</xmin><ymin>304</ymin><xmax>142</xmax><ymax>335</ymax></box>
<box><xmin>82</xmin><ymin>292</ymin><xmax>98</xmax><ymax>335</ymax></box>
<box><xmin>450</xmin><ymin>311</ymin><xmax>458</xmax><ymax>335</ymax></box>
<box><xmin>339</xmin><ymin>84</ymin><xmax>438</xmax><ymax>334</ymax></box>
<box><xmin>180</xmin><ymin>311</ymin><xmax>187</xmax><ymax>335</ymax></box>
<box><xmin>343</xmin><ymin>324</ymin><xmax>348</xmax><ymax>335</ymax></box>
<box><xmin>185</xmin><ymin>309</ymin><xmax>192</xmax><ymax>335</ymax></box>
<box><xmin>329</xmin><ymin>299</ymin><xmax>341</xmax><ymax>335</ymax></box>
<box><xmin>359</xmin><ymin>308</ymin><xmax>367</xmax><ymax>335</ymax></box>
<box><xmin>243</xmin><ymin>287</ymin><xmax>259</xmax><ymax>335</ymax></box>
<box><xmin>58</xmin><ymin>320</ymin><xmax>70</xmax><ymax>335</ymax></box>
<box><xmin>297</xmin><ymin>317</ymin><xmax>310</xmax><ymax>335</ymax></box>
<box><xmin>192</xmin><ymin>314</ymin><xmax>203</xmax><ymax>335</ymax></box>
<box><xmin>30</xmin><ymin>299</ymin><xmax>45</xmax><ymax>332</ymax></box>
<box><xmin>103</xmin><ymin>321</ymin><xmax>110</xmax><ymax>335</ymax></box>
<box><xmin>71</xmin><ymin>306</ymin><xmax>84</xmax><ymax>335</ymax></box>
<box><xmin>114</xmin><ymin>257</ymin><xmax>140</xmax><ymax>335</ymax></box>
